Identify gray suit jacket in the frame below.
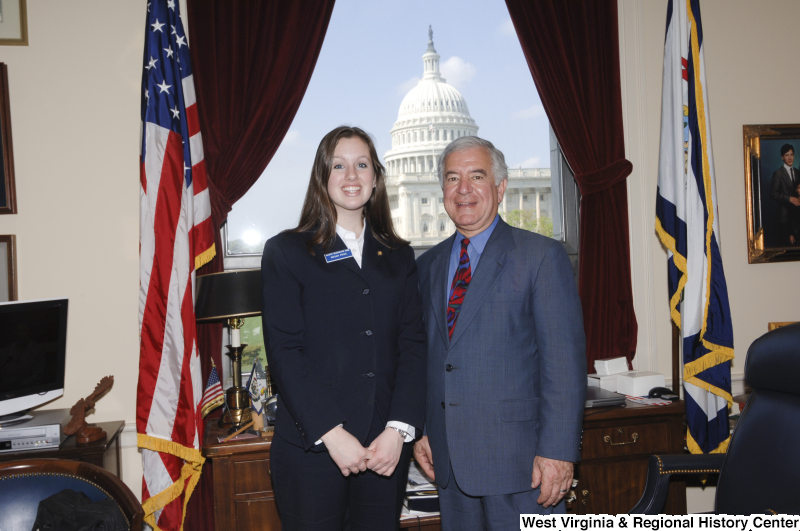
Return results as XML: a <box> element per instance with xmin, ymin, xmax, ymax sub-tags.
<box><xmin>417</xmin><ymin>218</ymin><xmax>586</xmax><ymax>496</ymax></box>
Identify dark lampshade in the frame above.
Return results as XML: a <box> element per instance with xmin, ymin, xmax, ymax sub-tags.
<box><xmin>195</xmin><ymin>269</ymin><xmax>262</xmax><ymax>322</ymax></box>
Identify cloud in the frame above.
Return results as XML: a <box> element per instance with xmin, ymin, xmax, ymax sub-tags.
<box><xmin>397</xmin><ymin>76</ymin><xmax>420</xmax><ymax>97</ymax></box>
<box><xmin>282</xmin><ymin>130</ymin><xmax>301</xmax><ymax>144</ymax></box>
<box><xmin>440</xmin><ymin>56</ymin><xmax>476</xmax><ymax>89</ymax></box>
<box><xmin>515</xmin><ymin>156</ymin><xmax>542</xmax><ymax>168</ymax></box>
<box><xmin>512</xmin><ymin>104</ymin><xmax>546</xmax><ymax>120</ymax></box>
<box><xmin>500</xmin><ymin>19</ymin><xmax>516</xmax><ymax>36</ymax></box>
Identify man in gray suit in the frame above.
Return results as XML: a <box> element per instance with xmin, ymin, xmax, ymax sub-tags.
<box><xmin>413</xmin><ymin>136</ymin><xmax>586</xmax><ymax>530</ymax></box>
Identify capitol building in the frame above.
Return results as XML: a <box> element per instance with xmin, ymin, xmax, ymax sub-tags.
<box><xmin>383</xmin><ymin>29</ymin><xmax>552</xmax><ymax>247</ymax></box>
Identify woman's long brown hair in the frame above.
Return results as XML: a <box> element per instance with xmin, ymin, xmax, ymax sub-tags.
<box><xmin>292</xmin><ymin>126</ymin><xmax>408</xmax><ymax>254</ymax></box>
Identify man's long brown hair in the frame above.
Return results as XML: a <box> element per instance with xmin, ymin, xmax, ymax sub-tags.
<box><xmin>292</xmin><ymin>126</ymin><xmax>407</xmax><ymax>254</ymax></box>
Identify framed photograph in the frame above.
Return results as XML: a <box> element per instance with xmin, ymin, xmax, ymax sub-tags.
<box><xmin>0</xmin><ymin>0</ymin><xmax>28</xmax><ymax>46</ymax></box>
<box><xmin>743</xmin><ymin>124</ymin><xmax>800</xmax><ymax>263</ymax></box>
<box><xmin>0</xmin><ymin>235</ymin><xmax>17</xmax><ymax>302</ymax></box>
<box><xmin>0</xmin><ymin>63</ymin><xmax>16</xmax><ymax>215</ymax></box>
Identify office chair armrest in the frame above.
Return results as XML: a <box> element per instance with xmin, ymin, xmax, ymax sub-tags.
<box><xmin>629</xmin><ymin>454</ymin><xmax>725</xmax><ymax>514</ymax></box>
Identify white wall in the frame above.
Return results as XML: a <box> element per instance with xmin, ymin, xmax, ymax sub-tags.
<box><xmin>0</xmin><ymin>1</ymin><xmax>145</xmax><ymax>496</ymax></box>
<box><xmin>0</xmin><ymin>0</ymin><xmax>796</xmax><ymax>512</ymax></box>
<box><xmin>619</xmin><ymin>0</ymin><xmax>800</xmax><ymax>512</ymax></box>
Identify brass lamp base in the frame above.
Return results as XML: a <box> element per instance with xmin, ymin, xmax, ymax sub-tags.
<box><xmin>223</xmin><ymin>387</ymin><xmax>252</xmax><ymax>427</ymax></box>
<box><xmin>223</xmin><ymin>342</ymin><xmax>252</xmax><ymax>430</ymax></box>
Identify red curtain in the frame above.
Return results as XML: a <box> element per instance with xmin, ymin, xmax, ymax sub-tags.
<box><xmin>184</xmin><ymin>2</ymin><xmax>335</xmax><ymax>529</ymax></box>
<box><xmin>505</xmin><ymin>0</ymin><xmax>637</xmax><ymax>372</ymax></box>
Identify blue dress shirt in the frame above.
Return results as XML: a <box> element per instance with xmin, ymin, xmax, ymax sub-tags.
<box><xmin>446</xmin><ymin>214</ymin><xmax>501</xmax><ymax>301</ymax></box>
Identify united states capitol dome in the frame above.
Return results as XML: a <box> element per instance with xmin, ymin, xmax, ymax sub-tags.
<box><xmin>396</xmin><ymin>40</ymin><xmax>471</xmax><ymax>120</ymax></box>
<box><xmin>381</xmin><ymin>28</ymin><xmax>551</xmax><ymax>248</ymax></box>
<box><xmin>384</xmin><ymin>27</ymin><xmax>478</xmax><ymax>164</ymax></box>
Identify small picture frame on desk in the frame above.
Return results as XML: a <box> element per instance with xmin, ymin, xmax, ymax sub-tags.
<box><xmin>0</xmin><ymin>235</ymin><xmax>17</xmax><ymax>302</ymax></box>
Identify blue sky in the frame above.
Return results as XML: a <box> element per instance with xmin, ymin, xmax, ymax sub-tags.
<box><xmin>228</xmin><ymin>0</ymin><xmax>550</xmax><ymax>245</ymax></box>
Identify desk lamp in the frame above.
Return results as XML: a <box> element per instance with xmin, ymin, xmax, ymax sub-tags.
<box><xmin>195</xmin><ymin>269</ymin><xmax>262</xmax><ymax>429</ymax></box>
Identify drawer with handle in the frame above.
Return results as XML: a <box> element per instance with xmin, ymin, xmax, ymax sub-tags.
<box><xmin>581</xmin><ymin>422</ymin><xmax>669</xmax><ymax>459</ymax></box>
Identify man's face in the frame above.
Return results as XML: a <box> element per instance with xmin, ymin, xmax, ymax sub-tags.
<box><xmin>783</xmin><ymin>149</ymin><xmax>794</xmax><ymax>167</ymax></box>
<box><xmin>442</xmin><ymin>147</ymin><xmax>507</xmax><ymax>238</ymax></box>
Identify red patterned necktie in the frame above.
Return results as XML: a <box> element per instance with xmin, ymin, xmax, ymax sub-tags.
<box><xmin>447</xmin><ymin>238</ymin><xmax>472</xmax><ymax>340</ymax></box>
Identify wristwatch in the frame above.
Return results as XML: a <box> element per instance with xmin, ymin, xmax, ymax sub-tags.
<box><xmin>389</xmin><ymin>426</ymin><xmax>411</xmax><ymax>442</ymax></box>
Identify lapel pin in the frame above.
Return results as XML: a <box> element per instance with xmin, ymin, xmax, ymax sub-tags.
<box><xmin>377</xmin><ymin>251</ymin><xmax>383</xmax><ymax>256</ymax></box>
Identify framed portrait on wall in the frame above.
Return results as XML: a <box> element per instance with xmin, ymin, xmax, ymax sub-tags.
<box><xmin>0</xmin><ymin>63</ymin><xmax>16</xmax><ymax>215</ymax></box>
<box><xmin>0</xmin><ymin>0</ymin><xmax>28</xmax><ymax>46</ymax></box>
<box><xmin>743</xmin><ymin>124</ymin><xmax>800</xmax><ymax>264</ymax></box>
<box><xmin>0</xmin><ymin>235</ymin><xmax>17</xmax><ymax>302</ymax></box>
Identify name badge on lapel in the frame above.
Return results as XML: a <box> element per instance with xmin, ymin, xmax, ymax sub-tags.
<box><xmin>324</xmin><ymin>249</ymin><xmax>353</xmax><ymax>263</ymax></box>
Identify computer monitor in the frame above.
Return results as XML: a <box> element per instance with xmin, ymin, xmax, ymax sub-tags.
<box><xmin>0</xmin><ymin>298</ymin><xmax>68</xmax><ymax>423</ymax></box>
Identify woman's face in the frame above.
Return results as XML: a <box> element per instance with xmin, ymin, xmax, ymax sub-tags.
<box><xmin>327</xmin><ymin>137</ymin><xmax>376</xmax><ymax>218</ymax></box>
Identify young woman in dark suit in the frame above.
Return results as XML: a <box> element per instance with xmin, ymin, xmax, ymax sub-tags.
<box><xmin>261</xmin><ymin>126</ymin><xmax>426</xmax><ymax>530</ymax></box>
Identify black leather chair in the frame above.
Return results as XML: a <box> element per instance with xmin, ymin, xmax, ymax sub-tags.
<box><xmin>0</xmin><ymin>458</ymin><xmax>144</xmax><ymax>529</ymax></box>
<box><xmin>630</xmin><ymin>322</ymin><xmax>800</xmax><ymax>515</ymax></box>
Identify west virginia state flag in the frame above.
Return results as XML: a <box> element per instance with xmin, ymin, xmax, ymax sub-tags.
<box><xmin>655</xmin><ymin>0</ymin><xmax>734</xmax><ymax>454</ymax></box>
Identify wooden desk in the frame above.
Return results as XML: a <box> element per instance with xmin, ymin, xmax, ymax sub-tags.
<box><xmin>570</xmin><ymin>401</ymin><xmax>687</xmax><ymax>514</ymax></box>
<box><xmin>203</xmin><ymin>421</ymin><xmax>280</xmax><ymax>531</ymax></box>
<box><xmin>202</xmin><ymin>423</ymin><xmax>442</xmax><ymax>531</ymax></box>
<box><xmin>400</xmin><ymin>514</ymin><xmax>441</xmax><ymax>530</ymax></box>
<box><xmin>203</xmin><ymin>402</ymin><xmax>687</xmax><ymax>528</ymax></box>
<box><xmin>0</xmin><ymin>420</ymin><xmax>125</xmax><ymax>477</ymax></box>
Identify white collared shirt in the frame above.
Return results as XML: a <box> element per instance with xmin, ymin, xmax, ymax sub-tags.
<box><xmin>335</xmin><ymin>222</ymin><xmax>365</xmax><ymax>268</ymax></box>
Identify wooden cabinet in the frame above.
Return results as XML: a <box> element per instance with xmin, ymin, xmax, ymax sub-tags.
<box><xmin>570</xmin><ymin>401</ymin><xmax>687</xmax><ymax>515</ymax></box>
<box><xmin>0</xmin><ymin>420</ymin><xmax>124</xmax><ymax>477</ymax></box>
<box><xmin>203</xmin><ymin>423</ymin><xmax>280</xmax><ymax>531</ymax></box>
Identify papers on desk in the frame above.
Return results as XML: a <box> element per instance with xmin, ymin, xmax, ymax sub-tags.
<box><xmin>624</xmin><ymin>395</ymin><xmax>673</xmax><ymax>406</ymax></box>
<box><xmin>407</xmin><ymin>459</ymin><xmax>435</xmax><ymax>491</ymax></box>
<box><xmin>401</xmin><ymin>460</ymin><xmax>440</xmax><ymax>519</ymax></box>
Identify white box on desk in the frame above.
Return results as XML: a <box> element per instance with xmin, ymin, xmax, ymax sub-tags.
<box><xmin>616</xmin><ymin>371</ymin><xmax>665</xmax><ymax>397</ymax></box>
<box><xmin>594</xmin><ymin>356</ymin><xmax>629</xmax><ymax>376</ymax></box>
<box><xmin>587</xmin><ymin>374</ymin><xmax>617</xmax><ymax>392</ymax></box>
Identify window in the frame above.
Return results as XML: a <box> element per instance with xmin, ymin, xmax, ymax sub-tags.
<box><xmin>224</xmin><ymin>0</ymin><xmax>578</xmax><ymax>265</ymax></box>
<box><xmin>239</xmin><ymin>317</ymin><xmax>266</xmax><ymax>383</ymax></box>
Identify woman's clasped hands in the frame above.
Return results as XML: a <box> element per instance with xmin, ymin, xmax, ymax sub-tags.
<box><xmin>320</xmin><ymin>426</ymin><xmax>404</xmax><ymax>477</ymax></box>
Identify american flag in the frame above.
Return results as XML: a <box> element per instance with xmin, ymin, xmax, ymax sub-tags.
<box><xmin>137</xmin><ymin>0</ymin><xmax>215</xmax><ymax>529</ymax></box>
<box><xmin>200</xmin><ymin>363</ymin><xmax>224</xmax><ymax>419</ymax></box>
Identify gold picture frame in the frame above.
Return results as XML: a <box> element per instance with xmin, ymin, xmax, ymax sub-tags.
<box><xmin>0</xmin><ymin>0</ymin><xmax>28</xmax><ymax>46</ymax></box>
<box><xmin>743</xmin><ymin>124</ymin><xmax>800</xmax><ymax>263</ymax></box>
<box><xmin>768</xmin><ymin>322</ymin><xmax>796</xmax><ymax>332</ymax></box>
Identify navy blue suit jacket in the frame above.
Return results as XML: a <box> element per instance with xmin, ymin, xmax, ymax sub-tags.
<box><xmin>417</xmin><ymin>218</ymin><xmax>586</xmax><ymax>496</ymax></box>
<box><xmin>261</xmin><ymin>227</ymin><xmax>426</xmax><ymax>451</ymax></box>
